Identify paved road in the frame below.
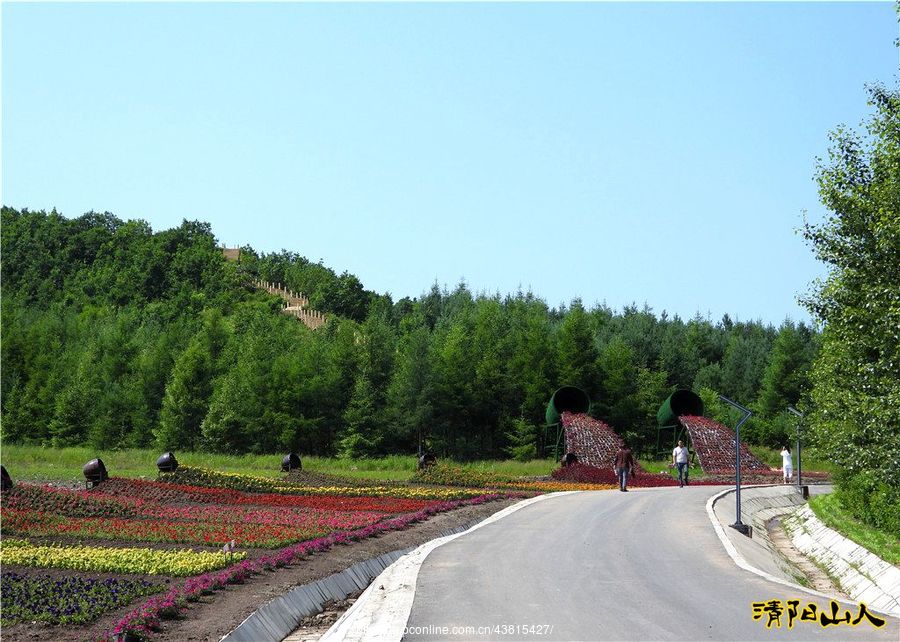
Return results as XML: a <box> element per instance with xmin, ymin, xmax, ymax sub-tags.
<box><xmin>404</xmin><ymin>488</ymin><xmax>899</xmax><ymax>641</ymax></box>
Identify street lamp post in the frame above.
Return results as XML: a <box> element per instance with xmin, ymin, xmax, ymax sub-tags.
<box><xmin>787</xmin><ymin>406</ymin><xmax>804</xmax><ymax>490</ymax></box>
<box><xmin>719</xmin><ymin>395</ymin><xmax>752</xmax><ymax>537</ymax></box>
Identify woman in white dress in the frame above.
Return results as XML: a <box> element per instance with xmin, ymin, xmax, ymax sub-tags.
<box><xmin>780</xmin><ymin>446</ymin><xmax>793</xmax><ymax>484</ymax></box>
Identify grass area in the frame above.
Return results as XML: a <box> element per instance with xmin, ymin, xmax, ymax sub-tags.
<box><xmin>0</xmin><ymin>444</ymin><xmax>558</xmax><ymax>483</ymax></box>
<box><xmin>451</xmin><ymin>459</ymin><xmax>557</xmax><ymax>478</ymax></box>
<box><xmin>3</xmin><ymin>442</ymin><xmax>842</xmax><ymax>485</ymax></box>
<box><xmin>303</xmin><ymin>455</ymin><xmax>418</xmax><ymax>481</ymax></box>
<box><xmin>0</xmin><ymin>445</ymin><xmax>286</xmax><ymax>481</ymax></box>
<box><xmin>808</xmin><ymin>492</ymin><xmax>900</xmax><ymax>565</ymax></box>
<box><xmin>746</xmin><ymin>445</ymin><xmax>836</xmax><ymax>474</ymax></box>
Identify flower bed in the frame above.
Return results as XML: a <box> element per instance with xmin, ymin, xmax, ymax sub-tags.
<box><xmin>678</xmin><ymin>415</ymin><xmax>770</xmax><ymax>474</ymax></box>
<box><xmin>95</xmin><ymin>477</ymin><xmax>442</xmax><ymax>512</ymax></box>
<box><xmin>100</xmin><ymin>493</ymin><xmax>508</xmax><ymax>641</ymax></box>
<box><xmin>0</xmin><ymin>572</ymin><xmax>163</xmax><ymax>625</ymax></box>
<box><xmin>560</xmin><ymin>412</ymin><xmax>643</xmax><ymax>471</ymax></box>
<box><xmin>1</xmin><ymin>483</ymin><xmax>142</xmax><ymax>518</ymax></box>
<box><xmin>0</xmin><ymin>539</ymin><xmax>244</xmax><ymax>576</ymax></box>
<box><xmin>410</xmin><ymin>462</ymin><xmax>509</xmax><ymax>488</ymax></box>
<box><xmin>506</xmin><ymin>480</ymin><xmax>617</xmax><ymax>492</ymax></box>
<box><xmin>1</xmin><ymin>467</ymin><xmax>515</xmax><ymax>639</ymax></box>
<box><xmin>2</xmin><ymin>508</ymin><xmax>385</xmax><ymax>548</ymax></box>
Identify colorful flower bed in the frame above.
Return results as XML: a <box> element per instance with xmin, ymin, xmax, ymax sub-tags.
<box><xmin>2</xmin><ymin>508</ymin><xmax>385</xmax><ymax>548</ymax></box>
<box><xmin>678</xmin><ymin>415</ymin><xmax>770</xmax><ymax>474</ymax></box>
<box><xmin>560</xmin><ymin>412</ymin><xmax>643</xmax><ymax>471</ymax></box>
<box><xmin>0</xmin><ymin>466</ymin><xmax>514</xmax><ymax>637</ymax></box>
<box><xmin>0</xmin><ymin>538</ymin><xmax>244</xmax><ymax>575</ymax></box>
<box><xmin>0</xmin><ymin>572</ymin><xmax>163</xmax><ymax>625</ymax></box>
<box><xmin>95</xmin><ymin>477</ymin><xmax>442</xmax><ymax>512</ymax></box>
<box><xmin>100</xmin><ymin>493</ymin><xmax>506</xmax><ymax>641</ymax></box>
<box><xmin>2</xmin><ymin>483</ymin><xmax>142</xmax><ymax>517</ymax></box>
<box><xmin>504</xmin><ymin>480</ymin><xmax>617</xmax><ymax>492</ymax></box>
<box><xmin>411</xmin><ymin>462</ymin><xmax>509</xmax><ymax>488</ymax></box>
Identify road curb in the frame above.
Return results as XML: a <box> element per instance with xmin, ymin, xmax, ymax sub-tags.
<box><xmin>705</xmin><ymin>485</ymin><xmax>897</xmax><ymax>617</ymax></box>
<box><xmin>786</xmin><ymin>504</ymin><xmax>900</xmax><ymax>616</ymax></box>
<box><xmin>221</xmin><ymin>546</ymin><xmax>415</xmax><ymax>642</ymax></box>
<box><xmin>320</xmin><ymin>492</ymin><xmax>579</xmax><ymax>642</ymax></box>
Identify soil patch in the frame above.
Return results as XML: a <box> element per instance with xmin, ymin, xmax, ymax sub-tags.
<box><xmin>283</xmin><ymin>594</ymin><xmax>361</xmax><ymax>642</ymax></box>
<box><xmin>2</xmin><ymin>497</ymin><xmax>519</xmax><ymax>642</ymax></box>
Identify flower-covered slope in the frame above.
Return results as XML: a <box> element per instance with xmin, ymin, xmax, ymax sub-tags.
<box><xmin>561</xmin><ymin>412</ymin><xmax>642</xmax><ymax>471</ymax></box>
<box><xmin>678</xmin><ymin>415</ymin><xmax>770</xmax><ymax>474</ymax></box>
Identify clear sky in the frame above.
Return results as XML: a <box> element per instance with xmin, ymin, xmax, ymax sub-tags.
<box><xmin>2</xmin><ymin>2</ymin><xmax>897</xmax><ymax>325</ymax></box>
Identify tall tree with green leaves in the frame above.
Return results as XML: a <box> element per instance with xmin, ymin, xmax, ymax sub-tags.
<box><xmin>386</xmin><ymin>318</ymin><xmax>435</xmax><ymax>455</ymax></box>
<box><xmin>154</xmin><ymin>310</ymin><xmax>228</xmax><ymax>450</ymax></box>
<box><xmin>556</xmin><ymin>299</ymin><xmax>598</xmax><ymax>395</ymax></box>
<box><xmin>338</xmin><ymin>305</ymin><xmax>396</xmax><ymax>457</ymax></box>
<box><xmin>801</xmin><ymin>81</ymin><xmax>900</xmax><ymax>533</ymax></box>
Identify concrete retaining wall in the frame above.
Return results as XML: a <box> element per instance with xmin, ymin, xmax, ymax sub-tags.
<box><xmin>785</xmin><ymin>505</ymin><xmax>900</xmax><ymax>617</ymax></box>
<box><xmin>713</xmin><ymin>484</ymin><xmax>900</xmax><ymax>618</ymax></box>
<box><xmin>712</xmin><ymin>485</ymin><xmax>810</xmax><ymax>583</ymax></box>
<box><xmin>220</xmin><ymin>522</ymin><xmax>481</xmax><ymax>642</ymax></box>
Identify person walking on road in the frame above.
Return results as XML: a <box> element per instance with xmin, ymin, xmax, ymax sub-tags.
<box><xmin>781</xmin><ymin>446</ymin><xmax>793</xmax><ymax>484</ymax></box>
<box><xmin>672</xmin><ymin>440</ymin><xmax>690</xmax><ymax>487</ymax></box>
<box><xmin>614</xmin><ymin>442</ymin><xmax>635</xmax><ymax>492</ymax></box>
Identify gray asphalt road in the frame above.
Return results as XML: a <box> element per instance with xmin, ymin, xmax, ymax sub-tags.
<box><xmin>404</xmin><ymin>488</ymin><xmax>899</xmax><ymax>641</ymax></box>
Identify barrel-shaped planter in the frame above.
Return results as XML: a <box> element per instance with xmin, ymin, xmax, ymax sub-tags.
<box><xmin>156</xmin><ymin>452</ymin><xmax>179</xmax><ymax>473</ymax></box>
<box><xmin>281</xmin><ymin>453</ymin><xmax>302</xmax><ymax>472</ymax></box>
<box><xmin>657</xmin><ymin>389</ymin><xmax>704</xmax><ymax>426</ymax></box>
<box><xmin>545</xmin><ymin>386</ymin><xmax>591</xmax><ymax>425</ymax></box>
<box><xmin>82</xmin><ymin>458</ymin><xmax>109</xmax><ymax>484</ymax></box>
<box><xmin>1</xmin><ymin>465</ymin><xmax>12</xmax><ymax>491</ymax></box>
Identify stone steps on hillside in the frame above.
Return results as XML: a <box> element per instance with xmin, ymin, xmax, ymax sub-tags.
<box><xmin>252</xmin><ymin>279</ymin><xmax>327</xmax><ymax>331</ymax></box>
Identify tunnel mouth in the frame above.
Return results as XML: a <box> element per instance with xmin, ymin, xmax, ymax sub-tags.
<box><xmin>546</xmin><ymin>386</ymin><xmax>591</xmax><ymax>425</ymax></box>
<box><xmin>669</xmin><ymin>389</ymin><xmax>704</xmax><ymax>417</ymax></box>
<box><xmin>657</xmin><ymin>389</ymin><xmax>704</xmax><ymax>426</ymax></box>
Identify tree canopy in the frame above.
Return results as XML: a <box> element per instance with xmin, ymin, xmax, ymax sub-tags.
<box><xmin>800</xmin><ymin>82</ymin><xmax>900</xmax><ymax>533</ymax></box>
<box><xmin>1</xmin><ymin>206</ymin><xmax>817</xmax><ymax>460</ymax></box>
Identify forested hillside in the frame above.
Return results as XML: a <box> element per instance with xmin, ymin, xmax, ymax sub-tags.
<box><xmin>1</xmin><ymin>206</ymin><xmax>818</xmax><ymax>459</ymax></box>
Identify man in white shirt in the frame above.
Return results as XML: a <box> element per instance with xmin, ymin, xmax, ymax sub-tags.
<box><xmin>672</xmin><ymin>440</ymin><xmax>690</xmax><ymax>487</ymax></box>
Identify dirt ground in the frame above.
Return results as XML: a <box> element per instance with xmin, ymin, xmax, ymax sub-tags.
<box><xmin>2</xmin><ymin>497</ymin><xmax>520</xmax><ymax>642</ymax></box>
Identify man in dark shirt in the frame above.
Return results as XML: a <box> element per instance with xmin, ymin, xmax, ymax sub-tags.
<box><xmin>614</xmin><ymin>442</ymin><xmax>635</xmax><ymax>492</ymax></box>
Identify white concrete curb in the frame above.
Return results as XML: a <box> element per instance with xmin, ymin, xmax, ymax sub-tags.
<box><xmin>319</xmin><ymin>492</ymin><xmax>579</xmax><ymax>642</ymax></box>
<box><xmin>705</xmin><ymin>486</ymin><xmax>897</xmax><ymax>617</ymax></box>
<box><xmin>787</xmin><ymin>504</ymin><xmax>900</xmax><ymax>617</ymax></box>
<box><xmin>706</xmin><ymin>487</ymin><xmax>833</xmax><ymax>598</ymax></box>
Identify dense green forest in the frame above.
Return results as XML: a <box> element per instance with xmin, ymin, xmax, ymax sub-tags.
<box><xmin>1</xmin><ymin>206</ymin><xmax>818</xmax><ymax>460</ymax></box>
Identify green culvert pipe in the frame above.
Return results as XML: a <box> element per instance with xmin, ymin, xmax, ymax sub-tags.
<box><xmin>545</xmin><ymin>386</ymin><xmax>591</xmax><ymax>426</ymax></box>
<box><xmin>657</xmin><ymin>389</ymin><xmax>704</xmax><ymax>427</ymax></box>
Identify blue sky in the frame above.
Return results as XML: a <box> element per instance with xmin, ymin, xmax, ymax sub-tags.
<box><xmin>3</xmin><ymin>2</ymin><xmax>897</xmax><ymax>325</ymax></box>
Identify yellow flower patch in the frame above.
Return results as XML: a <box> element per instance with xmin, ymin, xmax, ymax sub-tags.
<box><xmin>0</xmin><ymin>539</ymin><xmax>243</xmax><ymax>576</ymax></box>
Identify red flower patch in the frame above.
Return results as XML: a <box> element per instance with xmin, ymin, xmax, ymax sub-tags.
<box><xmin>679</xmin><ymin>415</ymin><xmax>769</xmax><ymax>474</ymax></box>
<box><xmin>560</xmin><ymin>412</ymin><xmax>643</xmax><ymax>472</ymax></box>
<box><xmin>94</xmin><ymin>478</ymin><xmax>436</xmax><ymax>513</ymax></box>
